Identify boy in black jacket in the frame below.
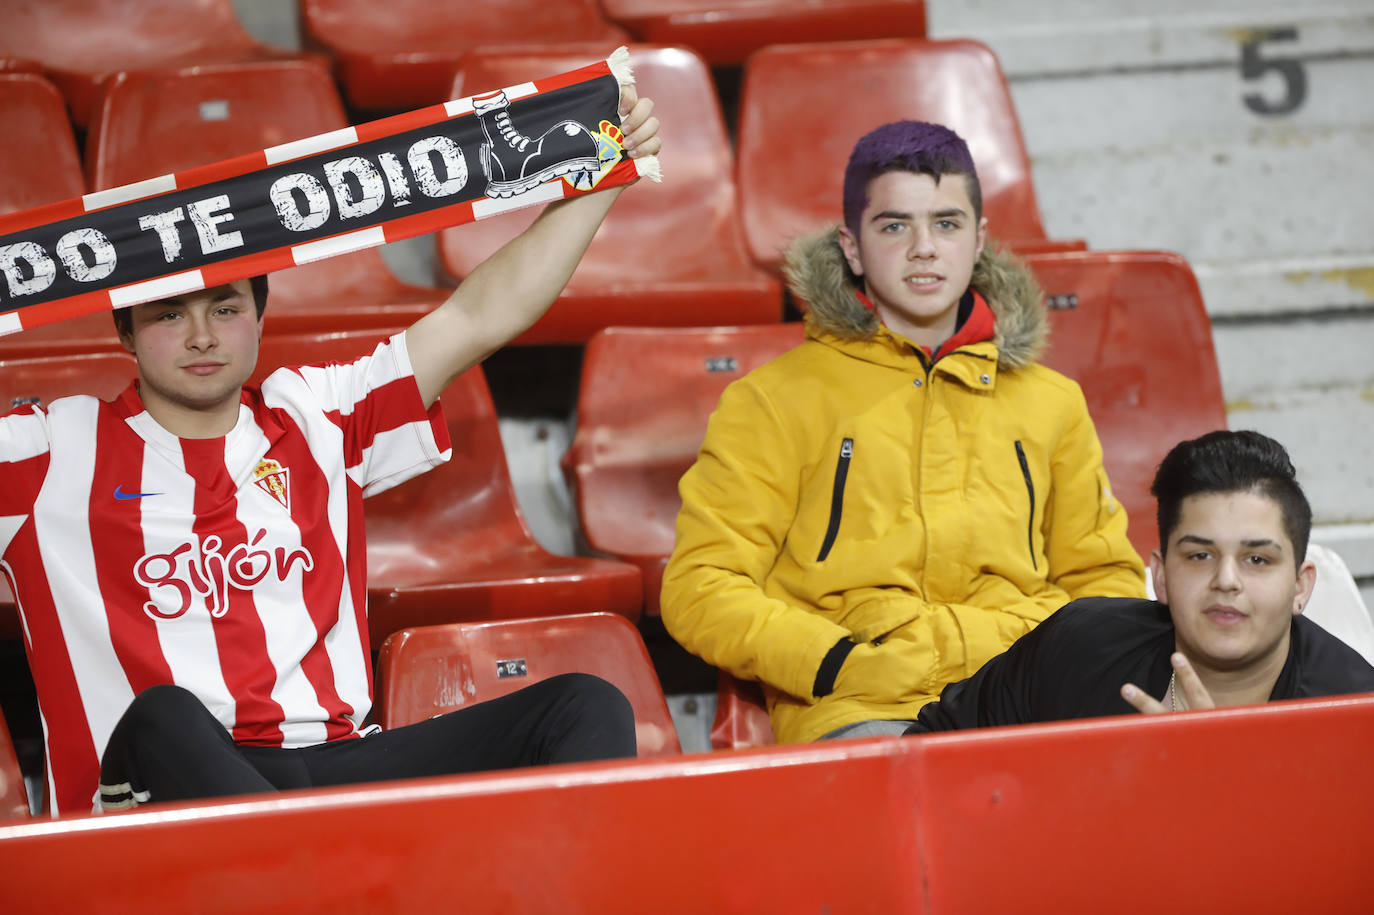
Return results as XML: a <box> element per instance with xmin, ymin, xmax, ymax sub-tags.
<box><xmin>909</xmin><ymin>430</ymin><xmax>1374</xmax><ymax>733</ymax></box>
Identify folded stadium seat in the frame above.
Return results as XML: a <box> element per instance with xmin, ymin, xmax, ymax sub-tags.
<box><xmin>375</xmin><ymin>613</ymin><xmax>681</xmax><ymax>756</ymax></box>
<box><xmin>0</xmin><ymin>72</ymin><xmax>120</xmax><ymax>358</ymax></box>
<box><xmin>437</xmin><ymin>45</ymin><xmax>782</xmax><ymax>344</ymax></box>
<box><xmin>602</xmin><ymin>0</ymin><xmax>927</xmax><ymax>66</ymax></box>
<box><xmin>0</xmin><ymin>0</ymin><xmax>317</xmax><ymax>127</ymax></box>
<box><xmin>82</xmin><ymin>60</ymin><xmax>451</xmax><ymax>338</ymax></box>
<box><xmin>736</xmin><ymin>38</ymin><xmax>1086</xmax><ymax>279</ymax></box>
<box><xmin>564</xmin><ymin>324</ymin><xmax>804</xmax><ymax>614</ymax></box>
<box><xmin>0</xmin><ymin>352</ymin><xmax>141</xmax><ymax>640</ymax></box>
<box><xmin>301</xmin><ymin>0</ymin><xmax>631</xmax><ymax>111</ymax></box>
<box><xmin>709</xmin><ymin>670</ymin><xmax>774</xmax><ymax>750</ymax></box>
<box><xmin>254</xmin><ymin>330</ymin><xmax>644</xmax><ymax>647</ymax></box>
<box><xmin>1026</xmin><ymin>250</ymin><xmax>1226</xmax><ymax>559</ymax></box>
<box><xmin>0</xmin><ymin>707</ymin><xmax>30</xmax><ymax>819</ymax></box>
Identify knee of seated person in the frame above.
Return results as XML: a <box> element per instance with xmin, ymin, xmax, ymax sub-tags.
<box><xmin>545</xmin><ymin>673</ymin><xmax>632</xmax><ymax>718</ymax></box>
<box><xmin>118</xmin><ymin>684</ymin><xmax>211</xmax><ymax>736</ymax></box>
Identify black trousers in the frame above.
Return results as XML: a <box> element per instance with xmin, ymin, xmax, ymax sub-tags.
<box><xmin>97</xmin><ymin>674</ymin><xmax>636</xmax><ymax>809</ymax></box>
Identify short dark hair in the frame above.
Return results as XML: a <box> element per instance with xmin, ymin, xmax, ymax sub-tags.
<box><xmin>842</xmin><ymin>120</ymin><xmax>983</xmax><ymax>234</ymax></box>
<box><xmin>112</xmin><ymin>275</ymin><xmax>269</xmax><ymax>337</ymax></box>
<box><xmin>1150</xmin><ymin>430</ymin><xmax>1311</xmax><ymax>562</ymax></box>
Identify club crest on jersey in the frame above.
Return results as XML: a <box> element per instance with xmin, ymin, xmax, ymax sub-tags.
<box><xmin>253</xmin><ymin>458</ymin><xmax>291</xmax><ymax>511</ymax></box>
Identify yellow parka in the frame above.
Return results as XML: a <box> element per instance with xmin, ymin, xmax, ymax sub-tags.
<box><xmin>661</xmin><ymin>227</ymin><xmax>1146</xmax><ymax>743</ymax></box>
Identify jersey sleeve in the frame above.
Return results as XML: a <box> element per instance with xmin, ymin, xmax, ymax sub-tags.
<box><xmin>0</xmin><ymin>407</ymin><xmax>53</xmax><ymax>550</ymax></box>
<box><xmin>290</xmin><ymin>332</ymin><xmax>452</xmax><ymax>497</ymax></box>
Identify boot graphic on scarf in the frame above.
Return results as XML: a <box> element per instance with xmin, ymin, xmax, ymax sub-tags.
<box><xmin>474</xmin><ymin>89</ymin><xmax>603</xmax><ymax>199</ymax></box>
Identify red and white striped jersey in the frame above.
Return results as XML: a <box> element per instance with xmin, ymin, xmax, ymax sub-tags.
<box><xmin>0</xmin><ymin>333</ymin><xmax>450</xmax><ymax>816</ymax></box>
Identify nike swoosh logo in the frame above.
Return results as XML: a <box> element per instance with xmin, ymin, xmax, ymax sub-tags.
<box><xmin>113</xmin><ymin>486</ymin><xmax>162</xmax><ymax>501</ymax></box>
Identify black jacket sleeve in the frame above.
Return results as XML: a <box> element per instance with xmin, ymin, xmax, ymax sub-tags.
<box><xmin>907</xmin><ymin>597</ymin><xmax>1174</xmax><ymax>734</ymax></box>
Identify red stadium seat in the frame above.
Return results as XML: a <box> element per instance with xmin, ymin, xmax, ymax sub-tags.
<box><xmin>737</xmin><ymin>39</ymin><xmax>1085</xmax><ymax>277</ymax></box>
<box><xmin>83</xmin><ymin>61</ymin><xmax>450</xmax><ymax>337</ymax></box>
<box><xmin>254</xmin><ymin>329</ymin><xmax>645</xmax><ymax>645</ymax></box>
<box><xmin>375</xmin><ymin>613</ymin><xmax>680</xmax><ymax>756</ymax></box>
<box><xmin>0</xmin><ymin>74</ymin><xmax>83</xmax><ymax>218</ymax></box>
<box><xmin>0</xmin><ymin>352</ymin><xmax>141</xmax><ymax>638</ymax></box>
<box><xmin>0</xmin><ymin>0</ymin><xmax>314</xmax><ymax>127</ymax></box>
<box><xmin>0</xmin><ymin>72</ymin><xmax>116</xmax><ymax>358</ymax></box>
<box><xmin>1027</xmin><ymin>250</ymin><xmax>1227</xmax><ymax>558</ymax></box>
<box><xmin>709</xmin><ymin>670</ymin><xmax>774</xmax><ymax>750</ymax></box>
<box><xmin>565</xmin><ymin>323</ymin><xmax>804</xmax><ymax>614</ymax></box>
<box><xmin>437</xmin><ymin>45</ymin><xmax>781</xmax><ymax>343</ymax></box>
<box><xmin>603</xmin><ymin>0</ymin><xmax>927</xmax><ymax>66</ymax></box>
<box><xmin>301</xmin><ymin>0</ymin><xmax>631</xmax><ymax>111</ymax></box>
<box><xmin>0</xmin><ymin>352</ymin><xmax>136</xmax><ymax>407</ymax></box>
<box><xmin>0</xmin><ymin>707</ymin><xmax>30</xmax><ymax>820</ymax></box>
<box><xmin>0</xmin><ymin>59</ymin><xmax>41</xmax><ymax>75</ymax></box>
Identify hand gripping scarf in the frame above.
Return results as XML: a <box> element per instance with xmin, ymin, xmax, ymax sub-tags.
<box><xmin>0</xmin><ymin>47</ymin><xmax>660</xmax><ymax>336</ymax></box>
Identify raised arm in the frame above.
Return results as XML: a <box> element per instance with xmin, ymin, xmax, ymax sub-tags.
<box><xmin>406</xmin><ymin>87</ymin><xmax>661</xmax><ymax>406</ymax></box>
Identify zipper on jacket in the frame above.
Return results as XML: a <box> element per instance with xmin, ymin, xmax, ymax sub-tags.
<box><xmin>1014</xmin><ymin>440</ymin><xmax>1038</xmax><ymax>571</ymax></box>
<box><xmin>816</xmin><ymin>437</ymin><xmax>854</xmax><ymax>562</ymax></box>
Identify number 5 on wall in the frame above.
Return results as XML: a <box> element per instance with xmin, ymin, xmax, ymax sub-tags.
<box><xmin>1240</xmin><ymin>27</ymin><xmax>1307</xmax><ymax>116</ymax></box>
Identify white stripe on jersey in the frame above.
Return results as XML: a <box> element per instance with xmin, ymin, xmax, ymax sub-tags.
<box><xmin>259</xmin><ymin>369</ymin><xmax>371</xmax><ymax>743</ymax></box>
<box><xmin>230</xmin><ymin>416</ymin><xmax>330</xmax><ymax>748</ymax></box>
<box><xmin>135</xmin><ymin>428</ymin><xmax>239</xmax><ymax>735</ymax></box>
<box><xmin>35</xmin><ymin>398</ymin><xmax>136</xmax><ymax>758</ymax></box>
<box><xmin>353</xmin><ymin>422</ymin><xmax>448</xmax><ymax>496</ymax></box>
<box><xmin>0</xmin><ymin>517</ymin><xmax>25</xmax><ymax>562</ymax></box>
<box><xmin>293</xmin><ymin>332</ymin><xmax>409</xmax><ymax>420</ymax></box>
<box><xmin>0</xmin><ymin>409</ymin><xmax>50</xmax><ymax>463</ymax></box>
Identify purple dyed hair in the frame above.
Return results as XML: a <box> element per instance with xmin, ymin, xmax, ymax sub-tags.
<box><xmin>842</xmin><ymin>121</ymin><xmax>982</xmax><ymax>234</ymax></box>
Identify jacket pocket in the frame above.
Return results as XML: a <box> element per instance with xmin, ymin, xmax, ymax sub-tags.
<box><xmin>1014</xmin><ymin>440</ymin><xmax>1038</xmax><ymax>571</ymax></box>
<box><xmin>816</xmin><ymin>437</ymin><xmax>854</xmax><ymax>562</ymax></box>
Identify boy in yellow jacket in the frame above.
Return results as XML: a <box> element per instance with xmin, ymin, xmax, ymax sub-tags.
<box><xmin>661</xmin><ymin>121</ymin><xmax>1146</xmax><ymax>742</ymax></box>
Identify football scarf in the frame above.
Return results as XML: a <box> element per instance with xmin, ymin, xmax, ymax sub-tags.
<box><xmin>0</xmin><ymin>47</ymin><xmax>659</xmax><ymax>336</ymax></box>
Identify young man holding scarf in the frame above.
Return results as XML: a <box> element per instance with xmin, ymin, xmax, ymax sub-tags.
<box><xmin>661</xmin><ymin>120</ymin><xmax>1145</xmax><ymax>743</ymax></box>
<box><xmin>0</xmin><ymin>86</ymin><xmax>660</xmax><ymax>816</ymax></box>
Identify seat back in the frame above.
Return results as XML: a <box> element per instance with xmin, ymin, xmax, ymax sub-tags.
<box><xmin>0</xmin><ymin>707</ymin><xmax>30</xmax><ymax>820</ymax></box>
<box><xmin>0</xmin><ymin>0</ymin><xmax>300</xmax><ymax>126</ymax></box>
<box><xmin>303</xmin><ymin>0</ymin><xmax>626</xmax><ymax>46</ymax></box>
<box><xmin>302</xmin><ymin>0</ymin><xmax>630</xmax><ymax>109</ymax></box>
<box><xmin>737</xmin><ymin>38</ymin><xmax>1065</xmax><ymax>274</ymax></box>
<box><xmin>0</xmin><ymin>0</ymin><xmax>261</xmax><ymax>71</ymax></box>
<box><xmin>568</xmin><ymin>323</ymin><xmax>806</xmax><ymax>563</ymax></box>
<box><xmin>376</xmin><ymin>613</ymin><xmax>681</xmax><ymax>756</ymax></box>
<box><xmin>84</xmin><ymin>62</ymin><xmax>436</xmax><ymax>331</ymax></box>
<box><xmin>601</xmin><ymin>0</ymin><xmax>928</xmax><ymax>66</ymax></box>
<box><xmin>0</xmin><ymin>73</ymin><xmax>114</xmax><ymax>358</ymax></box>
<box><xmin>1027</xmin><ymin>250</ymin><xmax>1226</xmax><ymax>558</ymax></box>
<box><xmin>0</xmin><ymin>73</ymin><xmax>84</xmax><ymax>217</ymax></box>
<box><xmin>441</xmin><ymin>43</ymin><xmax>731</xmax><ymax>277</ymax></box>
<box><xmin>438</xmin><ymin>44</ymin><xmax>779</xmax><ymax>341</ymax></box>
<box><xmin>85</xmin><ymin>60</ymin><xmax>346</xmax><ymax>191</ymax></box>
<box><xmin>0</xmin><ymin>351</ymin><xmax>139</xmax><ymax>409</ymax></box>
<box><xmin>303</xmin><ymin>0</ymin><xmax>627</xmax><ymax>55</ymax></box>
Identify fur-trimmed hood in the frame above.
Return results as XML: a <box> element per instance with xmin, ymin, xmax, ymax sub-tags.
<box><xmin>783</xmin><ymin>225</ymin><xmax>1048</xmax><ymax>370</ymax></box>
